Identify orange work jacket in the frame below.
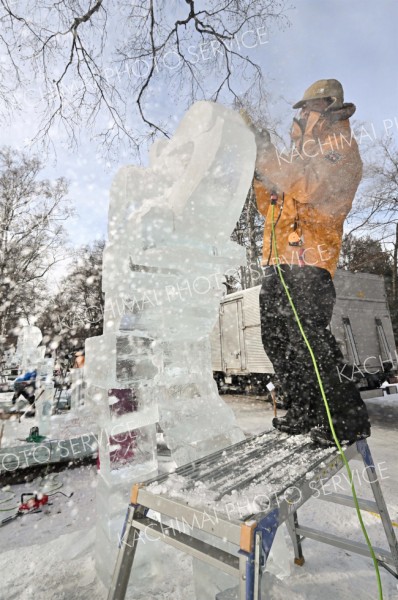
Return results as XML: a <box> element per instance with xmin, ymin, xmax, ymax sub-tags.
<box><xmin>254</xmin><ymin>104</ymin><xmax>362</xmax><ymax>277</ymax></box>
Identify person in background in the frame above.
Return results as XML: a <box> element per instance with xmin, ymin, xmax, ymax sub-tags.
<box><xmin>11</xmin><ymin>369</ymin><xmax>37</xmax><ymax>406</ymax></box>
<box><xmin>73</xmin><ymin>349</ymin><xmax>85</xmax><ymax>369</ymax></box>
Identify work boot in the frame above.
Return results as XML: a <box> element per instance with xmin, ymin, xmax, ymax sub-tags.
<box><xmin>310</xmin><ymin>424</ymin><xmax>371</xmax><ymax>447</ymax></box>
<box><xmin>273</xmin><ymin>417</ymin><xmax>308</xmax><ymax>435</ymax></box>
<box><xmin>272</xmin><ymin>407</ymin><xmax>315</xmax><ymax>435</ymax></box>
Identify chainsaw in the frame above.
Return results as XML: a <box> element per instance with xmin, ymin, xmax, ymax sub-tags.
<box><xmin>1</xmin><ymin>490</ymin><xmax>72</xmax><ymax>526</ymax></box>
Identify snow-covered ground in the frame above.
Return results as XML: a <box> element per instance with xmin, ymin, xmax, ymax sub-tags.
<box><xmin>0</xmin><ymin>391</ymin><xmax>95</xmax><ymax>448</ymax></box>
<box><xmin>0</xmin><ymin>394</ymin><xmax>397</xmax><ymax>599</ymax></box>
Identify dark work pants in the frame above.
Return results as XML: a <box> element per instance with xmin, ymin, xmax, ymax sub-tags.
<box><xmin>12</xmin><ymin>387</ymin><xmax>35</xmax><ymax>405</ymax></box>
<box><xmin>259</xmin><ymin>265</ymin><xmax>370</xmax><ymax>438</ymax></box>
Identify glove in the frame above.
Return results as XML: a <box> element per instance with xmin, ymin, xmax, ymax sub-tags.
<box><xmin>239</xmin><ymin>109</ymin><xmax>271</xmax><ymax>150</ymax></box>
<box><xmin>239</xmin><ymin>108</ymin><xmax>254</xmax><ymax>128</ymax></box>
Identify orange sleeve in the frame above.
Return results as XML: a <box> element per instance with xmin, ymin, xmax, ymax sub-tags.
<box><xmin>255</xmin><ymin>144</ymin><xmax>313</xmax><ymax>204</ymax></box>
<box><xmin>255</xmin><ymin>141</ymin><xmax>362</xmax><ymax>211</ymax></box>
<box><xmin>253</xmin><ymin>178</ymin><xmax>271</xmax><ymax>217</ymax></box>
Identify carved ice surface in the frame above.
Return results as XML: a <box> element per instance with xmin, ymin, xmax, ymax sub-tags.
<box><xmin>15</xmin><ymin>323</ymin><xmax>44</xmax><ymax>372</ymax></box>
<box><xmin>265</xmin><ymin>524</ymin><xmax>292</xmax><ymax>580</ymax></box>
<box><xmin>84</xmin><ymin>101</ymin><xmax>256</xmax><ymax>586</ymax></box>
<box><xmin>36</xmin><ymin>354</ymin><xmax>55</xmax><ymax>436</ymax></box>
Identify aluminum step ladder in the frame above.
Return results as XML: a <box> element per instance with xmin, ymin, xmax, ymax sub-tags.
<box><xmin>107</xmin><ymin>430</ymin><xmax>398</xmax><ymax>600</ymax></box>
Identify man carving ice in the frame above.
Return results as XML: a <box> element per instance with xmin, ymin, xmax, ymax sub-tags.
<box><xmin>245</xmin><ymin>79</ymin><xmax>371</xmax><ymax>445</ymax></box>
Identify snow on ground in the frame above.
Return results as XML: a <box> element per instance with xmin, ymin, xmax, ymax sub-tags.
<box><xmin>363</xmin><ymin>391</ymin><xmax>398</xmax><ymax>406</ymax></box>
<box><xmin>0</xmin><ymin>391</ymin><xmax>95</xmax><ymax>448</ymax></box>
<box><xmin>0</xmin><ymin>394</ymin><xmax>397</xmax><ymax>599</ymax></box>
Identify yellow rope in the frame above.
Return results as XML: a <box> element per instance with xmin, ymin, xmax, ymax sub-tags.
<box><xmin>369</xmin><ymin>512</ymin><xmax>398</xmax><ymax>528</ymax></box>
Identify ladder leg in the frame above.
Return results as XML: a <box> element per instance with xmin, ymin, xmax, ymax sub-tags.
<box><xmin>244</xmin><ymin>509</ymin><xmax>279</xmax><ymax>600</ymax></box>
<box><xmin>357</xmin><ymin>439</ymin><xmax>398</xmax><ymax>575</ymax></box>
<box><xmin>107</xmin><ymin>504</ymin><xmax>144</xmax><ymax>600</ymax></box>
<box><xmin>286</xmin><ymin>511</ymin><xmax>305</xmax><ymax>566</ymax></box>
<box><xmin>239</xmin><ymin>554</ymin><xmax>248</xmax><ymax>600</ymax></box>
<box><xmin>253</xmin><ymin>531</ymin><xmax>263</xmax><ymax>599</ymax></box>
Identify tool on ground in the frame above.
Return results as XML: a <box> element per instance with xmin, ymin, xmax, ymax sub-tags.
<box><xmin>0</xmin><ymin>476</ymin><xmax>73</xmax><ymax>527</ymax></box>
<box><xmin>1</xmin><ymin>492</ymin><xmax>50</xmax><ymax>526</ymax></box>
<box><xmin>25</xmin><ymin>426</ymin><xmax>46</xmax><ymax>443</ymax></box>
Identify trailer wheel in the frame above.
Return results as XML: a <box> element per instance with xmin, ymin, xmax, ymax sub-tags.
<box><xmin>213</xmin><ymin>372</ymin><xmax>226</xmax><ymax>393</ymax></box>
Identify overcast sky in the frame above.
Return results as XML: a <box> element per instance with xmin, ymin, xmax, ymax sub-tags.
<box><xmin>3</xmin><ymin>0</ymin><xmax>398</xmax><ymax>271</ymax></box>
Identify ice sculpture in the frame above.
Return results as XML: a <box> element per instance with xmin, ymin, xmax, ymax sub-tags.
<box><xmin>85</xmin><ymin>100</ymin><xmax>256</xmax><ymax>585</ymax></box>
<box><xmin>35</xmin><ymin>353</ymin><xmax>55</xmax><ymax>435</ymax></box>
<box><xmin>15</xmin><ymin>323</ymin><xmax>44</xmax><ymax>372</ymax></box>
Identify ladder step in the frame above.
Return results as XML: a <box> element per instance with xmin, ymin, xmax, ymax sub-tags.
<box><xmin>107</xmin><ymin>435</ymin><xmax>398</xmax><ymax>600</ymax></box>
<box><xmin>317</xmin><ymin>492</ymin><xmax>379</xmax><ymax>513</ymax></box>
<box><xmin>132</xmin><ymin>516</ymin><xmax>240</xmax><ymax>577</ymax></box>
<box><xmin>296</xmin><ymin>525</ymin><xmax>395</xmax><ymax>566</ymax></box>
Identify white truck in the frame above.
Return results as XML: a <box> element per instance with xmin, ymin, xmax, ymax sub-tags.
<box><xmin>211</xmin><ymin>270</ymin><xmax>397</xmax><ymax>398</ymax></box>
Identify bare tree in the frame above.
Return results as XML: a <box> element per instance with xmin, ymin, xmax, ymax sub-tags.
<box><xmin>346</xmin><ymin>137</ymin><xmax>398</xmax><ymax>296</ymax></box>
<box><xmin>344</xmin><ymin>136</ymin><xmax>398</xmax><ymax>340</ymax></box>
<box><xmin>0</xmin><ymin>0</ymin><xmax>289</xmax><ymax>157</ymax></box>
<box><xmin>39</xmin><ymin>239</ymin><xmax>105</xmax><ymax>354</ymax></box>
<box><xmin>0</xmin><ymin>146</ymin><xmax>71</xmax><ymax>345</ymax></box>
<box><xmin>230</xmin><ymin>184</ymin><xmax>264</xmax><ymax>290</ymax></box>
<box><xmin>339</xmin><ymin>234</ymin><xmax>392</xmax><ymax>275</ymax></box>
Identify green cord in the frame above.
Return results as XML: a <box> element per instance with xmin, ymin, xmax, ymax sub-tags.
<box><xmin>0</xmin><ymin>490</ymin><xmax>18</xmax><ymax>512</ymax></box>
<box><xmin>38</xmin><ymin>475</ymin><xmax>64</xmax><ymax>495</ymax></box>
<box><xmin>270</xmin><ymin>203</ymin><xmax>383</xmax><ymax>600</ymax></box>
